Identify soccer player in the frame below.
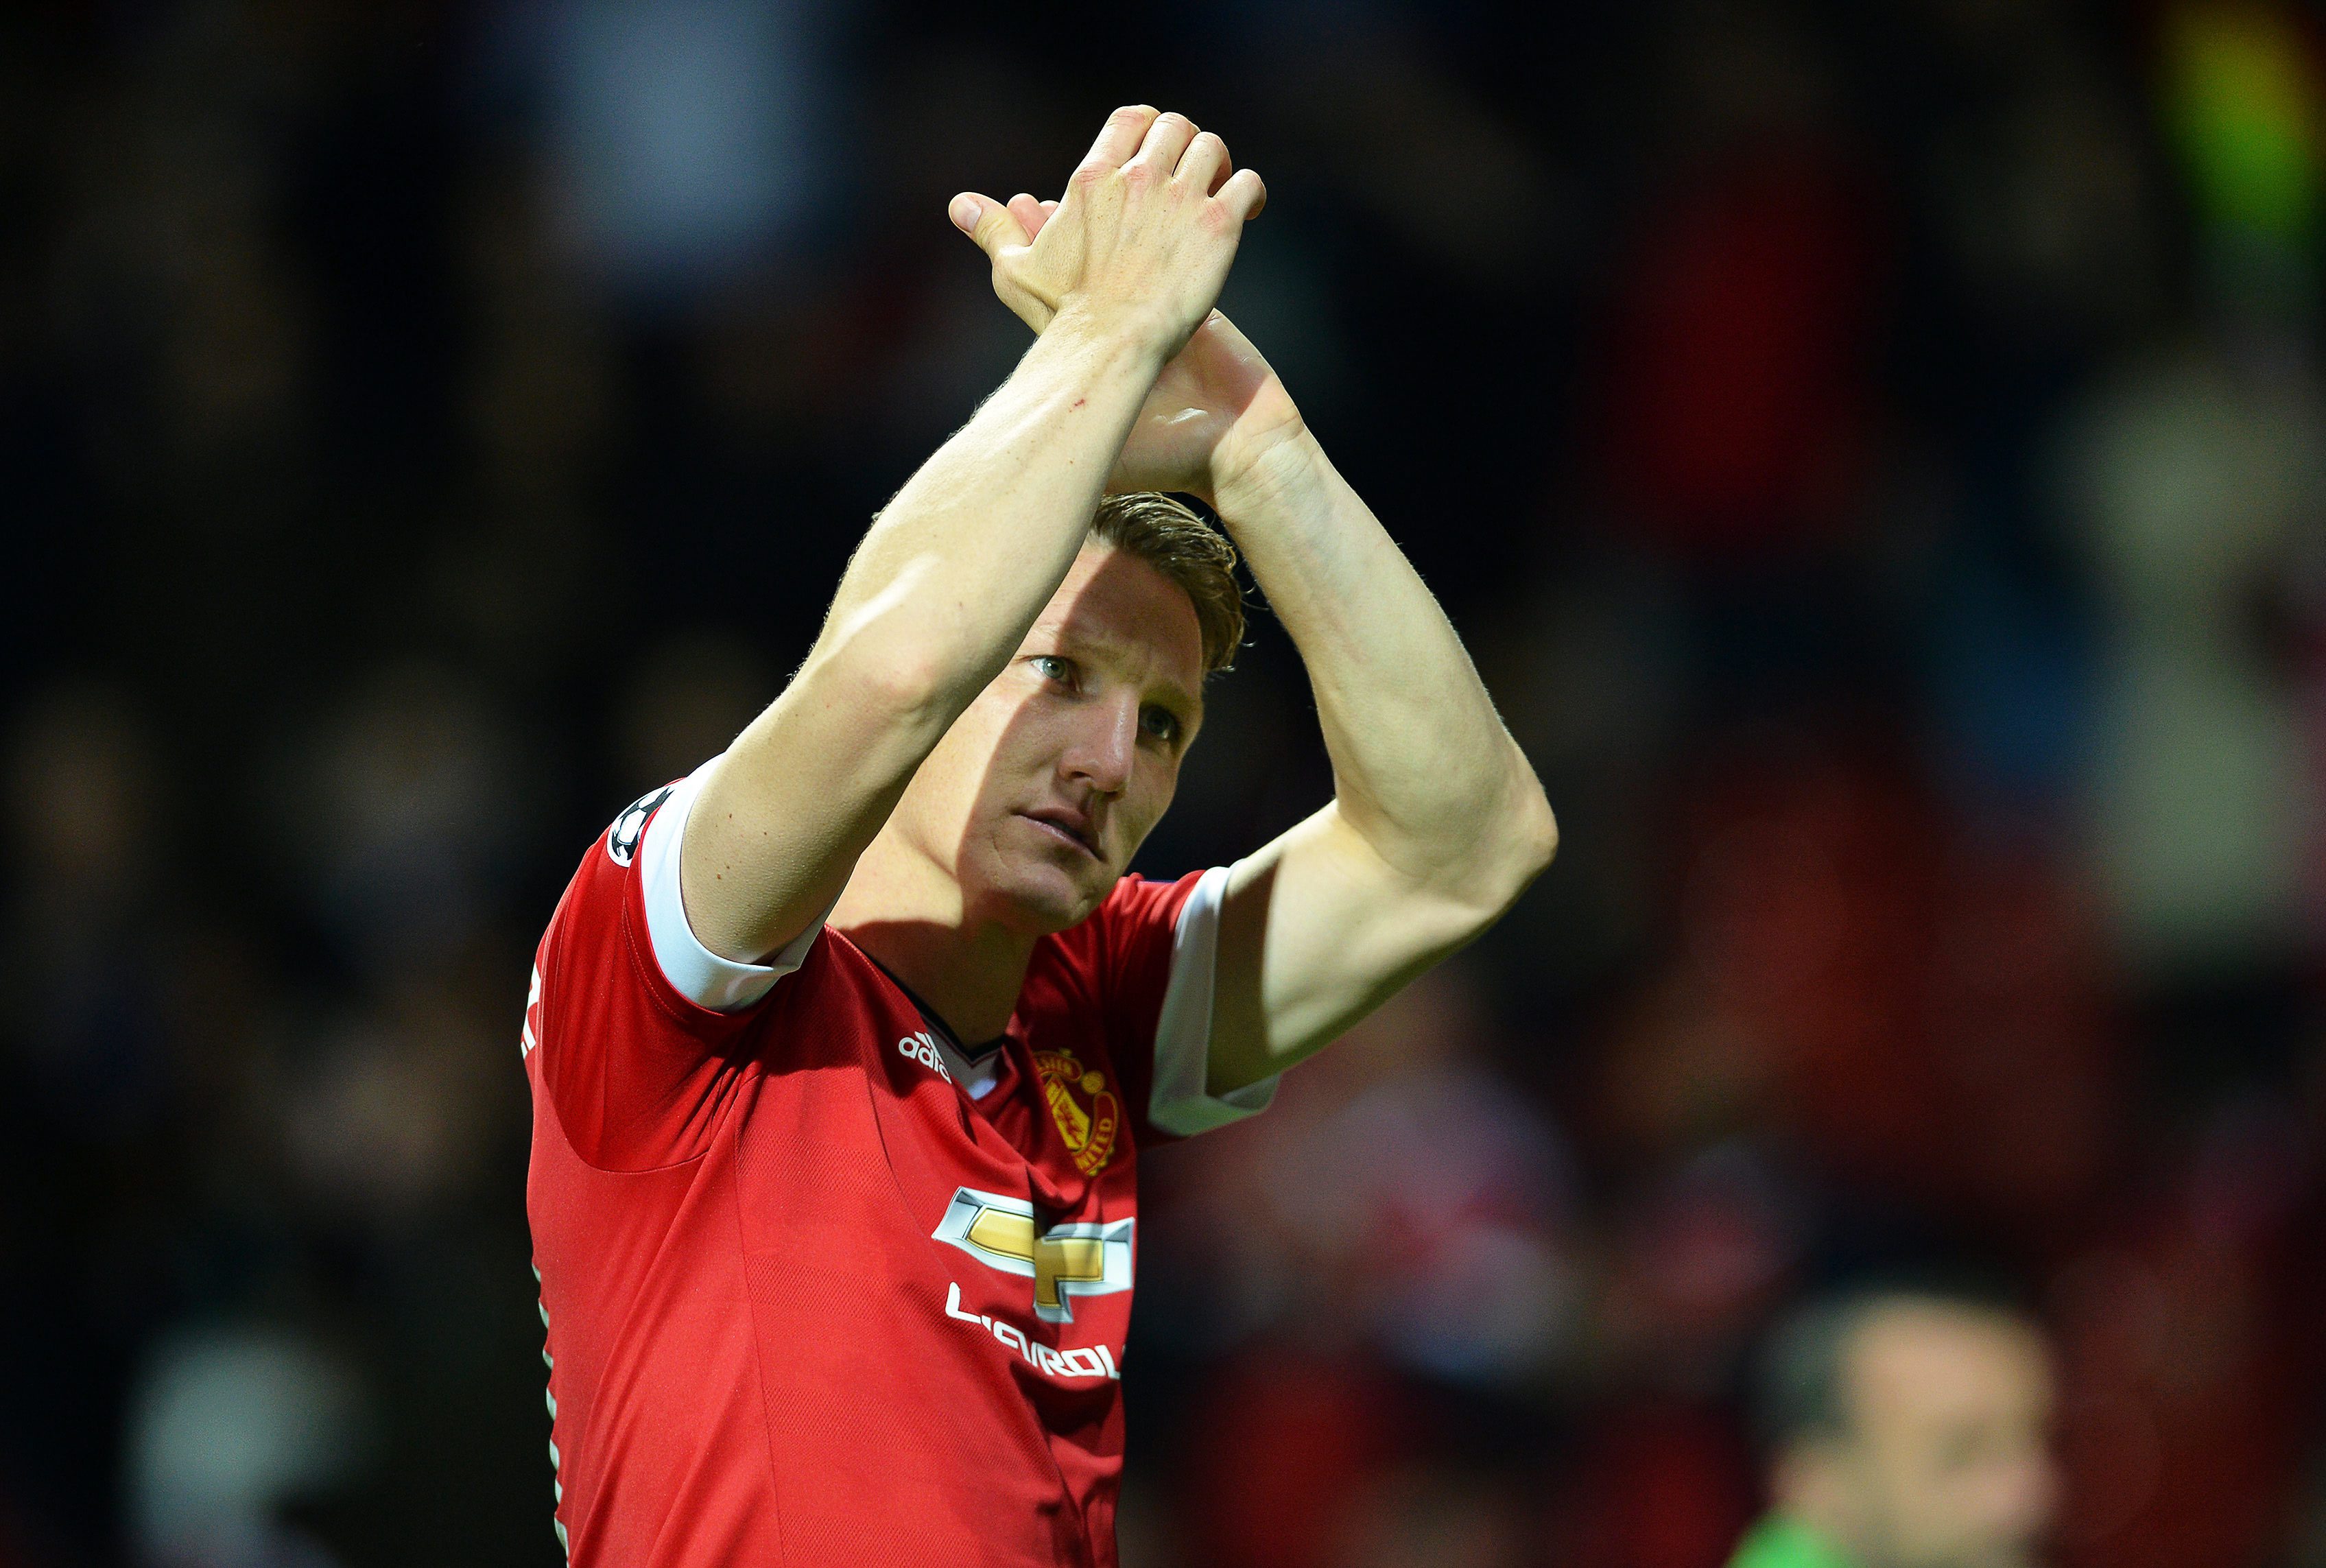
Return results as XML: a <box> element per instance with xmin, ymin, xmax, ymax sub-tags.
<box><xmin>521</xmin><ymin>105</ymin><xmax>1556</xmax><ymax>1567</ymax></box>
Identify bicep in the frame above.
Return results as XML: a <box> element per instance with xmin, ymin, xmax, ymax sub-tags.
<box><xmin>1205</xmin><ymin>803</ymin><xmax>1494</xmax><ymax>1094</ymax></box>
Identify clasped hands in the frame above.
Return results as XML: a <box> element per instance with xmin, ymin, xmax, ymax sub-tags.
<box><xmin>949</xmin><ymin>105</ymin><xmax>1309</xmax><ymax>509</ymax></box>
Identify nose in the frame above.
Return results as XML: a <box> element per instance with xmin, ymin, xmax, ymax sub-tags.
<box><xmin>1060</xmin><ymin>692</ymin><xmax>1139</xmax><ymax>796</ymax></box>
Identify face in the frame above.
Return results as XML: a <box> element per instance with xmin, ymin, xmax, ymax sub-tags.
<box><xmin>1805</xmin><ymin>1306</ymin><xmax>2058</xmax><ymax>1568</ymax></box>
<box><xmin>884</xmin><ymin>541</ymin><xmax>1205</xmax><ymax>934</ymax></box>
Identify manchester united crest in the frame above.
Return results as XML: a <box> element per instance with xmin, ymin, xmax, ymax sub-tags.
<box><xmin>1033</xmin><ymin>1049</ymin><xmax>1120</xmax><ymax>1174</ymax></box>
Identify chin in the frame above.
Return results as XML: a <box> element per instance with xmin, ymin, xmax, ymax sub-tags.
<box><xmin>980</xmin><ymin>853</ymin><xmax>1116</xmax><ymax>936</ymax></box>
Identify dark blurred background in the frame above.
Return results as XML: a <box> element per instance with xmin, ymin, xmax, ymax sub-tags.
<box><xmin>5</xmin><ymin>1</ymin><xmax>2325</xmax><ymax>1565</ymax></box>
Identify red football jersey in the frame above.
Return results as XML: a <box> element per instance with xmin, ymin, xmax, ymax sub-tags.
<box><xmin>521</xmin><ymin>760</ymin><xmax>1273</xmax><ymax>1567</ymax></box>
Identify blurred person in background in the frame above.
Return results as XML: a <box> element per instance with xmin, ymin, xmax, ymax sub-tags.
<box><xmin>523</xmin><ymin>103</ymin><xmax>1555</xmax><ymax>1568</ymax></box>
<box><xmin>1730</xmin><ymin>1284</ymin><xmax>2057</xmax><ymax>1568</ymax></box>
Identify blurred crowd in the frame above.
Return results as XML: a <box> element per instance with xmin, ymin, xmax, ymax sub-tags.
<box><xmin>5</xmin><ymin>1</ymin><xmax>2326</xmax><ymax>1565</ymax></box>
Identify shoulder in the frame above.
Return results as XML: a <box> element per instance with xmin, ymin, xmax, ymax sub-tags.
<box><xmin>1103</xmin><ymin>869</ymin><xmax>1209</xmax><ymax>926</ymax></box>
<box><xmin>1052</xmin><ymin>870</ymin><xmax>1211</xmax><ymax>964</ymax></box>
<box><xmin>1023</xmin><ymin>872</ymin><xmax>1197</xmax><ymax>1016</ymax></box>
<box><xmin>1025</xmin><ymin>864</ymin><xmax>1266</xmax><ymax>1145</ymax></box>
<box><xmin>1030</xmin><ymin>867</ymin><xmax>1226</xmax><ymax>1030</ymax></box>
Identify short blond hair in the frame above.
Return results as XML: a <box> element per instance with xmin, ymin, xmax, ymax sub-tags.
<box><xmin>1089</xmin><ymin>492</ymin><xmax>1245</xmax><ymax>676</ymax></box>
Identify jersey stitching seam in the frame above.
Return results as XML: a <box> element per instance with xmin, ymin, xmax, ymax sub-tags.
<box><xmin>728</xmin><ymin>1113</ymin><xmax>794</xmax><ymax>1567</ymax></box>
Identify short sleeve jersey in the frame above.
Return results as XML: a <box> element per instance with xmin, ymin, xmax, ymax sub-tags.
<box><xmin>521</xmin><ymin>759</ymin><xmax>1274</xmax><ymax>1567</ymax></box>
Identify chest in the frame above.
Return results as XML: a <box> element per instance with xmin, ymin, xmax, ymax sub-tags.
<box><xmin>725</xmin><ymin>951</ymin><xmax>1146</xmax><ymax>1342</ymax></box>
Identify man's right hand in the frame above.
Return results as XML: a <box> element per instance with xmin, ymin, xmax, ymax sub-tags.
<box><xmin>951</xmin><ymin>106</ymin><xmax>1266</xmax><ymax>363</ymax></box>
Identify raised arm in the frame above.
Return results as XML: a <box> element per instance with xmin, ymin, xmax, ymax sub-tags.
<box><xmin>1199</xmin><ymin>393</ymin><xmax>1557</xmax><ymax>1089</ymax></box>
<box><xmin>680</xmin><ymin>107</ymin><xmax>1266</xmax><ymax>966</ymax></box>
<box><xmin>965</xmin><ymin>179</ymin><xmax>1553</xmax><ymax>1091</ymax></box>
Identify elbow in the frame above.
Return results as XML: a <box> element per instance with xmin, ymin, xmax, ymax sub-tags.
<box><xmin>1346</xmin><ymin>752</ymin><xmax>1558</xmax><ymax>934</ymax></box>
<box><xmin>1477</xmin><ymin>783</ymin><xmax>1558</xmax><ymax>914</ymax></box>
<box><xmin>1513</xmin><ymin>785</ymin><xmax>1560</xmax><ymax>882</ymax></box>
<box><xmin>1419</xmin><ymin>779</ymin><xmax>1556</xmax><ymax>934</ymax></box>
<box><xmin>1480</xmin><ymin>738</ymin><xmax>1558</xmax><ymax>883</ymax></box>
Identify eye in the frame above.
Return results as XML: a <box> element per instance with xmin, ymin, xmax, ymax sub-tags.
<box><xmin>1030</xmin><ymin>654</ymin><xmax>1073</xmax><ymax>685</ymax></box>
<box><xmin>1140</xmin><ymin>706</ymin><xmax>1180</xmax><ymax>744</ymax></box>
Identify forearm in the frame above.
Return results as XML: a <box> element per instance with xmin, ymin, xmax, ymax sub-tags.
<box><xmin>1216</xmin><ymin>434</ymin><xmax>1554</xmax><ymax>896</ymax></box>
<box><xmin>685</xmin><ymin>314</ymin><xmax>1163</xmax><ymax>962</ymax></box>
<box><xmin>809</xmin><ymin>313</ymin><xmax>1163</xmax><ymax>720</ymax></box>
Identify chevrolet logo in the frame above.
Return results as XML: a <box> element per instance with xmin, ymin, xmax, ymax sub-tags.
<box><xmin>933</xmin><ymin>1187</ymin><xmax>1133</xmax><ymax>1324</ymax></box>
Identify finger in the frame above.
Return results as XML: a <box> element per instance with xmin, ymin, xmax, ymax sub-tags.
<box><xmin>1128</xmin><ymin>110</ymin><xmax>1198</xmax><ymax>174</ymax></box>
<box><xmin>1177</xmin><ymin>130</ymin><xmax>1230</xmax><ymax>193</ymax></box>
<box><xmin>1006</xmin><ymin>192</ymin><xmax>1050</xmax><ymax>238</ymax></box>
<box><xmin>949</xmin><ymin>191</ymin><xmax>1030</xmax><ymax>256</ymax></box>
<box><xmin>1215</xmin><ymin>167</ymin><xmax>1268</xmax><ymax>222</ymax></box>
<box><xmin>1081</xmin><ymin>104</ymin><xmax>1158</xmax><ymax>173</ymax></box>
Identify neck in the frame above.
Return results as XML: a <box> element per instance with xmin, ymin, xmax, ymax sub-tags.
<box><xmin>831</xmin><ymin>831</ymin><xmax>1038</xmax><ymax>1043</ymax></box>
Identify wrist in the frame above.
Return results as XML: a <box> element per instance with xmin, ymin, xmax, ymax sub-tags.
<box><xmin>1210</xmin><ymin>425</ymin><xmax>1324</xmax><ymax>520</ymax></box>
<box><xmin>1046</xmin><ymin>297</ymin><xmax>1180</xmax><ymax>373</ymax></box>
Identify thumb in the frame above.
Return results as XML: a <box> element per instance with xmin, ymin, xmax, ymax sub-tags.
<box><xmin>949</xmin><ymin>191</ymin><xmax>1030</xmax><ymax>257</ymax></box>
<box><xmin>952</xmin><ymin>190</ymin><xmax>1056</xmax><ymax>333</ymax></box>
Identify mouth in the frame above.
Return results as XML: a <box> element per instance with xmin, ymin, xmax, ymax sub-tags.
<box><xmin>1015</xmin><ymin>807</ymin><xmax>1101</xmax><ymax>860</ymax></box>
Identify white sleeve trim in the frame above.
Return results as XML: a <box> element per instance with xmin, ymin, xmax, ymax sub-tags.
<box><xmin>637</xmin><ymin>755</ymin><xmax>819</xmax><ymax>1013</ymax></box>
<box><xmin>1147</xmin><ymin>864</ymin><xmax>1278</xmax><ymax>1137</ymax></box>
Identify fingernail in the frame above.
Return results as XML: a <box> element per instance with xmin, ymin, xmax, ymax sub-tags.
<box><xmin>951</xmin><ymin>195</ymin><xmax>980</xmax><ymax>231</ymax></box>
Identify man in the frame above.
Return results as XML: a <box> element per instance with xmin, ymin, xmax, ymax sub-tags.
<box><xmin>521</xmin><ymin>105</ymin><xmax>1555</xmax><ymax>1567</ymax></box>
<box><xmin>1731</xmin><ymin>1286</ymin><xmax>2060</xmax><ymax>1568</ymax></box>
